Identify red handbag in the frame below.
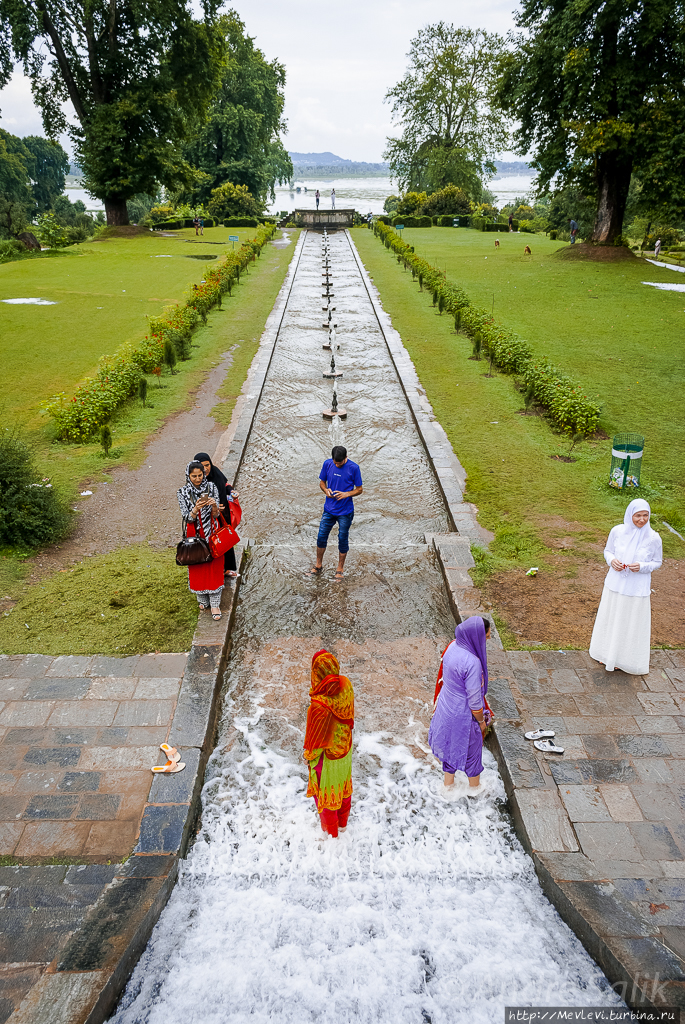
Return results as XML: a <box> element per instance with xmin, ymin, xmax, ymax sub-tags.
<box><xmin>228</xmin><ymin>496</ymin><xmax>242</xmax><ymax>529</ymax></box>
<box><xmin>208</xmin><ymin>510</ymin><xmax>239</xmax><ymax>559</ymax></box>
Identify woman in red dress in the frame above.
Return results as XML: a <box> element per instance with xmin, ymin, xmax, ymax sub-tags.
<box><xmin>177</xmin><ymin>461</ymin><xmax>224</xmax><ymax>620</ymax></box>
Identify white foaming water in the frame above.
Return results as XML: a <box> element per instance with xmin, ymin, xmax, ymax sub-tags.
<box><xmin>113</xmin><ymin>717</ymin><xmax>619</xmax><ymax>1024</ymax></box>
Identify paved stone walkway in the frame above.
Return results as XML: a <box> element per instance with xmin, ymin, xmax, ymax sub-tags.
<box><xmin>487</xmin><ymin>646</ymin><xmax>685</xmax><ymax>1005</ymax></box>
<box><xmin>0</xmin><ymin>652</ymin><xmax>187</xmax><ymax>861</ymax></box>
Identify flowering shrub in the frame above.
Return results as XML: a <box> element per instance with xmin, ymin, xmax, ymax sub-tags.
<box><xmin>44</xmin><ymin>224</ymin><xmax>277</xmax><ymax>441</ymax></box>
<box><xmin>372</xmin><ymin>221</ymin><xmax>600</xmax><ymax>435</ymax></box>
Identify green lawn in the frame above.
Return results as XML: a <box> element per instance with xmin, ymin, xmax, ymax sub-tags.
<box><xmin>0</xmin><ymin>227</ymin><xmax>298</xmax><ymax>654</ymax></box>
<box><xmin>352</xmin><ymin>226</ymin><xmax>685</xmax><ymax>567</ymax></box>
<box><xmin>0</xmin><ymin>226</ymin><xmax>257</xmax><ymax>430</ymax></box>
<box><xmin>0</xmin><ymin>227</ymin><xmax>297</xmax><ymax>498</ymax></box>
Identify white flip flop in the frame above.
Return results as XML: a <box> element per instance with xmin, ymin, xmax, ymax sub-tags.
<box><xmin>534</xmin><ymin>738</ymin><xmax>565</xmax><ymax>755</ymax></box>
<box><xmin>524</xmin><ymin>729</ymin><xmax>555</xmax><ymax>741</ymax></box>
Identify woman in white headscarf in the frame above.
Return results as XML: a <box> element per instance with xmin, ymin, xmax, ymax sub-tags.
<box><xmin>589</xmin><ymin>499</ymin><xmax>662</xmax><ymax>674</ymax></box>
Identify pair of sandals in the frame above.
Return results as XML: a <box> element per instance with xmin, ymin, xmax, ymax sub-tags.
<box><xmin>200</xmin><ymin>604</ymin><xmax>222</xmax><ymax>621</ymax></box>
<box><xmin>524</xmin><ymin>728</ymin><xmax>565</xmax><ymax>755</ymax></box>
<box><xmin>308</xmin><ymin>567</ymin><xmax>344</xmax><ymax>580</ymax></box>
<box><xmin>151</xmin><ymin>743</ymin><xmax>186</xmax><ymax>774</ymax></box>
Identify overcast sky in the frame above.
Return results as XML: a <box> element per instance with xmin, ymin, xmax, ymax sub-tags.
<box><xmin>0</xmin><ymin>0</ymin><xmax>521</xmax><ymax>163</ymax></box>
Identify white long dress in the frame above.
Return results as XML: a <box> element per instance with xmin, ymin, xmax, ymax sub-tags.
<box><xmin>589</xmin><ymin>505</ymin><xmax>663</xmax><ymax>675</ymax></box>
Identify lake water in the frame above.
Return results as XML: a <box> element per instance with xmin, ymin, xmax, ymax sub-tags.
<box><xmin>268</xmin><ymin>174</ymin><xmax>536</xmax><ymax>216</ymax></box>
<box><xmin>65</xmin><ymin>174</ymin><xmax>536</xmax><ymax>218</ymax></box>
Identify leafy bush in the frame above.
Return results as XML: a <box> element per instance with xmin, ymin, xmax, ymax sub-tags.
<box><xmin>396</xmin><ymin>191</ymin><xmax>428</xmax><ymax>216</ymax></box>
<box><xmin>208</xmin><ymin>181</ymin><xmax>261</xmax><ymax>221</ymax></box>
<box><xmin>422</xmin><ymin>185</ymin><xmax>471</xmax><ymax>217</ymax></box>
<box><xmin>0</xmin><ymin>429</ymin><xmax>71</xmax><ymax>548</ymax></box>
<box><xmin>43</xmin><ymin>224</ymin><xmax>278</xmax><ymax>441</ymax></box>
<box><xmin>384</xmin><ymin>195</ymin><xmax>399</xmax><ymax>214</ymax></box>
<box><xmin>152</xmin><ymin>220</ymin><xmax>183</xmax><ymax>231</ymax></box>
<box><xmin>371</xmin><ymin>221</ymin><xmax>601</xmax><ymax>435</ymax></box>
<box><xmin>0</xmin><ymin>239</ymin><xmax>28</xmax><ymax>262</ymax></box>
<box><xmin>35</xmin><ymin>212</ymin><xmax>70</xmax><ymax>248</ymax></box>
<box><xmin>146</xmin><ymin>204</ymin><xmax>176</xmax><ymax>224</ymax></box>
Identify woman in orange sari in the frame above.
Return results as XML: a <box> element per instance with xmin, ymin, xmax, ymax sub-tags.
<box><xmin>303</xmin><ymin>650</ymin><xmax>354</xmax><ymax>838</ymax></box>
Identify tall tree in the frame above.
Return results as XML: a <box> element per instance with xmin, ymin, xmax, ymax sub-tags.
<box><xmin>182</xmin><ymin>13</ymin><xmax>292</xmax><ymax>207</ymax></box>
<box><xmin>0</xmin><ymin>129</ymin><xmax>34</xmax><ymax>237</ymax></box>
<box><xmin>22</xmin><ymin>136</ymin><xmax>70</xmax><ymax>212</ymax></box>
<box><xmin>497</xmin><ymin>0</ymin><xmax>685</xmax><ymax>244</ymax></box>
<box><xmin>384</xmin><ymin>23</ymin><xmax>509</xmax><ymax>194</ymax></box>
<box><xmin>0</xmin><ymin>0</ymin><xmax>226</xmax><ymax>224</ymax></box>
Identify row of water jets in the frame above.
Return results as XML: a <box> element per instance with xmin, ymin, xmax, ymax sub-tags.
<box><xmin>321</xmin><ymin>230</ymin><xmax>345</xmax><ymax>418</ymax></box>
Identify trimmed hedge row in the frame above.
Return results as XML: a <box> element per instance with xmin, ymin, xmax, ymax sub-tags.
<box><xmin>43</xmin><ymin>224</ymin><xmax>278</xmax><ymax>442</ymax></box>
<box><xmin>372</xmin><ymin>221</ymin><xmax>600</xmax><ymax>435</ymax></box>
<box><xmin>223</xmin><ymin>217</ymin><xmax>260</xmax><ymax>227</ymax></box>
<box><xmin>152</xmin><ymin>218</ymin><xmax>217</xmax><ymax>230</ymax></box>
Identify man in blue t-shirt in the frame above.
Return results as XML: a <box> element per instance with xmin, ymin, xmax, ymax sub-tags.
<box><xmin>309</xmin><ymin>445</ymin><xmax>363</xmax><ymax>579</ymax></box>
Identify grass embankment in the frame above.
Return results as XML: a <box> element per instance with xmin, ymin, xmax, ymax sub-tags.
<box><xmin>0</xmin><ymin>228</ymin><xmax>298</xmax><ymax>654</ymax></box>
<box><xmin>1</xmin><ymin>546</ymin><xmax>198</xmax><ymax>656</ymax></box>
<box><xmin>352</xmin><ymin>226</ymin><xmax>685</xmax><ymax>586</ymax></box>
<box><xmin>0</xmin><ymin>225</ymin><xmax>273</xmax><ymax>493</ymax></box>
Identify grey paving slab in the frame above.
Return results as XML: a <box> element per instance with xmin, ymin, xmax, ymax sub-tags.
<box><xmin>24</xmin><ymin>677</ymin><xmax>91</xmax><ymax>701</ymax></box>
<box><xmin>575</xmin><ymin>822</ymin><xmax>643</xmax><ymax>862</ymax></box>
<box><xmin>558</xmin><ymin>784</ymin><xmax>612</xmax><ymax>823</ymax></box>
<box><xmin>629</xmin><ymin>823</ymin><xmax>684</xmax><ymax>861</ymax></box>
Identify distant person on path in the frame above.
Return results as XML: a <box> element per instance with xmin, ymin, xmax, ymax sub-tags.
<box><xmin>508</xmin><ymin>212</ymin><xmax>513</xmax><ymax>232</ymax></box>
<box><xmin>429</xmin><ymin>617</ymin><xmax>493</xmax><ymax>799</ymax></box>
<box><xmin>569</xmin><ymin>219</ymin><xmax>579</xmax><ymax>243</ymax></box>
<box><xmin>655</xmin><ymin>237</ymin><xmax>662</xmax><ymax>258</ymax></box>
<box><xmin>199</xmin><ymin>216</ymin><xmax>204</xmax><ymax>236</ymax></box>
<box><xmin>304</xmin><ymin>649</ymin><xmax>354</xmax><ymax>838</ymax></box>
<box><xmin>194</xmin><ymin>215</ymin><xmax>200</xmax><ymax>235</ymax></box>
<box><xmin>177</xmin><ymin>461</ymin><xmax>224</xmax><ymax>619</ymax></box>
<box><xmin>315</xmin><ymin>189</ymin><xmax>320</xmax><ymax>209</ymax></box>
<box><xmin>331</xmin><ymin>189</ymin><xmax>336</xmax><ymax>209</ymax></box>
<box><xmin>589</xmin><ymin>499</ymin><xmax>662</xmax><ymax>675</ymax></box>
<box><xmin>309</xmin><ymin>445</ymin><xmax>362</xmax><ymax>580</ymax></box>
<box><xmin>194</xmin><ymin>451</ymin><xmax>240</xmax><ymax>579</ymax></box>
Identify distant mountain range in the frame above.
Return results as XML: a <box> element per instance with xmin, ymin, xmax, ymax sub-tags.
<box><xmin>289</xmin><ymin>152</ymin><xmax>389</xmax><ymax>174</ymax></box>
<box><xmin>288</xmin><ymin>152</ymin><xmax>532</xmax><ymax>178</ymax></box>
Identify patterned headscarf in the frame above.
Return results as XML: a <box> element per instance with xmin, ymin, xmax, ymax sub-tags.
<box><xmin>304</xmin><ymin>649</ymin><xmax>354</xmax><ymax>759</ymax></box>
<box><xmin>177</xmin><ymin>461</ymin><xmax>219</xmax><ymax>536</ymax></box>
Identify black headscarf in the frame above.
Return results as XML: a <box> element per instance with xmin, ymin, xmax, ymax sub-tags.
<box><xmin>194</xmin><ymin>452</ymin><xmax>232</xmax><ymax>503</ymax></box>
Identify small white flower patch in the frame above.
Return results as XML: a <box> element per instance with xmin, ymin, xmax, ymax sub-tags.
<box><xmin>2</xmin><ymin>297</ymin><xmax>57</xmax><ymax>305</ymax></box>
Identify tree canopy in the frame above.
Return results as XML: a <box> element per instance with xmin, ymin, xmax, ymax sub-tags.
<box><xmin>0</xmin><ymin>0</ymin><xmax>226</xmax><ymax>224</ymax></box>
<box><xmin>181</xmin><ymin>13</ymin><xmax>292</xmax><ymax>207</ymax></box>
<box><xmin>497</xmin><ymin>0</ymin><xmax>685</xmax><ymax>243</ymax></box>
<box><xmin>22</xmin><ymin>136</ymin><xmax>70</xmax><ymax>212</ymax></box>
<box><xmin>0</xmin><ymin>129</ymin><xmax>33</xmax><ymax>237</ymax></box>
<box><xmin>384</xmin><ymin>23</ymin><xmax>509</xmax><ymax>195</ymax></box>
<box><xmin>0</xmin><ymin>128</ymin><xmax>78</xmax><ymax>239</ymax></box>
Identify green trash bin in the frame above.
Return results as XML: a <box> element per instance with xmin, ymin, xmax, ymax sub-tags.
<box><xmin>609</xmin><ymin>433</ymin><xmax>644</xmax><ymax>490</ymax></box>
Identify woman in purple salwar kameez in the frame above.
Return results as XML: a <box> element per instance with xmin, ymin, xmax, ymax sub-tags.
<box><xmin>428</xmin><ymin>617</ymin><xmax>492</xmax><ymax>797</ymax></box>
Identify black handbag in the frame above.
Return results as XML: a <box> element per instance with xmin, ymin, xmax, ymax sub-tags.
<box><xmin>176</xmin><ymin>517</ymin><xmax>212</xmax><ymax>566</ymax></box>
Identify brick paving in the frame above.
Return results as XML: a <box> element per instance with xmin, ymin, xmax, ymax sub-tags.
<box><xmin>488</xmin><ymin>646</ymin><xmax>685</xmax><ymax>1004</ymax></box>
<box><xmin>0</xmin><ymin>652</ymin><xmax>187</xmax><ymax>862</ymax></box>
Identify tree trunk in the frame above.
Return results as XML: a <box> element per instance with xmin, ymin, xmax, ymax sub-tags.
<box><xmin>105</xmin><ymin>196</ymin><xmax>130</xmax><ymax>226</ymax></box>
<box><xmin>591</xmin><ymin>150</ymin><xmax>632</xmax><ymax>244</ymax></box>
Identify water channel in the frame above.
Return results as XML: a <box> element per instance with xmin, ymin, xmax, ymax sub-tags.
<box><xmin>112</xmin><ymin>231</ymin><xmax>618</xmax><ymax>1023</ymax></box>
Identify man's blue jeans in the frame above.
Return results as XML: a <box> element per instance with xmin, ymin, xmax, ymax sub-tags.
<box><xmin>317</xmin><ymin>511</ymin><xmax>354</xmax><ymax>554</ymax></box>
